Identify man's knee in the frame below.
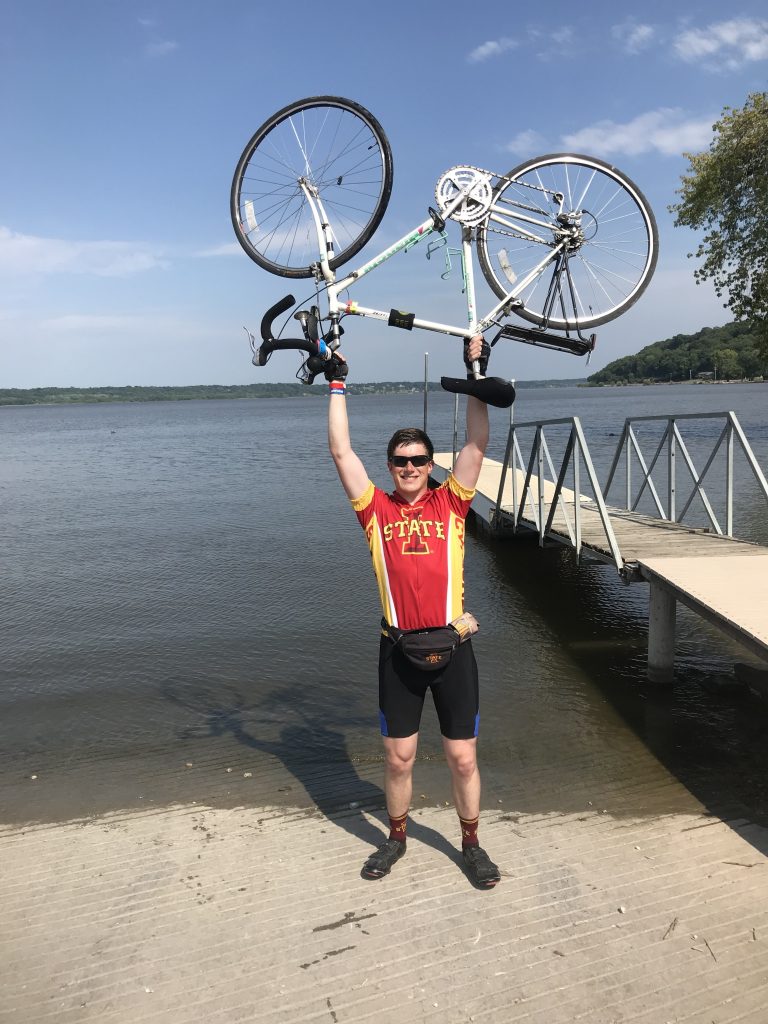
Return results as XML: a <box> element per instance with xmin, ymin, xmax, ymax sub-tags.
<box><xmin>383</xmin><ymin>737</ymin><xmax>417</xmax><ymax>777</ymax></box>
<box><xmin>444</xmin><ymin>740</ymin><xmax>478</xmax><ymax>780</ymax></box>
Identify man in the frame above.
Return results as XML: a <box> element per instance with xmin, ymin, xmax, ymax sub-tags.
<box><xmin>327</xmin><ymin>336</ymin><xmax>500</xmax><ymax>890</ymax></box>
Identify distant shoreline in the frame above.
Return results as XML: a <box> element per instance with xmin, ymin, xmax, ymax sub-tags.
<box><xmin>0</xmin><ymin>379</ymin><xmax>586</xmax><ymax>408</ymax></box>
<box><xmin>585</xmin><ymin>378</ymin><xmax>765</xmax><ymax>387</ymax></box>
<box><xmin>4</xmin><ymin>377</ymin><xmax>762</xmax><ymax>409</ymax></box>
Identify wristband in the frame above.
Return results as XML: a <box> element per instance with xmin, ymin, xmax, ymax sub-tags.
<box><xmin>329</xmin><ymin>380</ymin><xmax>346</xmax><ymax>396</ymax></box>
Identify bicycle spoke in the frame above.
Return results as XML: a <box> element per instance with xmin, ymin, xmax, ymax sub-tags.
<box><xmin>580</xmin><ymin>256</ymin><xmax>646</xmax><ymax>290</ymax></box>
<box><xmin>305</xmin><ymin>104</ymin><xmax>333</xmax><ymax>173</ymax></box>
<box><xmin>315</xmin><ymin>130</ymin><xmax>374</xmax><ymax>182</ymax></box>
<box><xmin>232</xmin><ymin>97</ymin><xmax>393</xmax><ymax>276</ymax></box>
<box><xmin>576</xmin><ymin>255</ymin><xmax>616</xmax><ymax>307</ymax></box>
<box><xmin>572</xmin><ymin>168</ymin><xmax>597</xmax><ymax>214</ymax></box>
<box><xmin>257</xmin><ymin>197</ymin><xmax>306</xmax><ymax>259</ymax></box>
<box><xmin>478</xmin><ymin>154</ymin><xmax>657</xmax><ymax>328</ymax></box>
<box><xmin>589</xmin><ymin>187</ymin><xmax>633</xmax><ymax>223</ymax></box>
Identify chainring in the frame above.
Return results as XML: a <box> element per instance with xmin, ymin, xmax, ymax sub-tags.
<box><xmin>434</xmin><ymin>166</ymin><xmax>493</xmax><ymax>226</ymax></box>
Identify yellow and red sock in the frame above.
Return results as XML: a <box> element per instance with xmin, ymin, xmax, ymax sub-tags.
<box><xmin>459</xmin><ymin>814</ymin><xmax>479</xmax><ymax>848</ymax></box>
<box><xmin>388</xmin><ymin>811</ymin><xmax>408</xmax><ymax>842</ymax></box>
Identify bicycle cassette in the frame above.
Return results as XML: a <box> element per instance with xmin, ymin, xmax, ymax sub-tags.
<box><xmin>434</xmin><ymin>166</ymin><xmax>493</xmax><ymax>226</ymax></box>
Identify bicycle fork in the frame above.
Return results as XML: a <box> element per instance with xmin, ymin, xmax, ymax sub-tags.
<box><xmin>537</xmin><ymin>249</ymin><xmax>594</xmax><ymax>341</ymax></box>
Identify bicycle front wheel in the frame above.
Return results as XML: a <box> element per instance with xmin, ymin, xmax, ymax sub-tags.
<box><xmin>477</xmin><ymin>154</ymin><xmax>658</xmax><ymax>330</ymax></box>
<box><xmin>231</xmin><ymin>96</ymin><xmax>394</xmax><ymax>278</ymax></box>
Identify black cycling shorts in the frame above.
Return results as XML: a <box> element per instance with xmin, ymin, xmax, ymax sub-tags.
<box><xmin>378</xmin><ymin>635</ymin><xmax>479</xmax><ymax>740</ymax></box>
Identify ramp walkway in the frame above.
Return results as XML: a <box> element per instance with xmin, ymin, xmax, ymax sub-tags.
<box><xmin>433</xmin><ymin>409</ymin><xmax>768</xmax><ymax>683</ymax></box>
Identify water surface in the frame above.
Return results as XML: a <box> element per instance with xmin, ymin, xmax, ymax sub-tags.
<box><xmin>1</xmin><ymin>384</ymin><xmax>767</xmax><ymax>826</ymax></box>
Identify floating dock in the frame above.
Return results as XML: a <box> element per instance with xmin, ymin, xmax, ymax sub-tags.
<box><xmin>432</xmin><ymin>453</ymin><xmax>768</xmax><ymax>684</ymax></box>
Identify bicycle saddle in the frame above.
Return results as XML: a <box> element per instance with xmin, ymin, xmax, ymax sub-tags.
<box><xmin>440</xmin><ymin>376</ymin><xmax>515</xmax><ymax>409</ymax></box>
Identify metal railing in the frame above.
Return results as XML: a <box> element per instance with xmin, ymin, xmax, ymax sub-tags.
<box><xmin>604</xmin><ymin>411</ymin><xmax>768</xmax><ymax>537</ymax></box>
<box><xmin>493</xmin><ymin>416</ymin><xmax>624</xmax><ymax>571</ymax></box>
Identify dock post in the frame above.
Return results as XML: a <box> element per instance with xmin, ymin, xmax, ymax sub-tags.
<box><xmin>423</xmin><ymin>352</ymin><xmax>428</xmax><ymax>433</ymax></box>
<box><xmin>648</xmin><ymin>581</ymin><xmax>676</xmax><ymax>685</ymax></box>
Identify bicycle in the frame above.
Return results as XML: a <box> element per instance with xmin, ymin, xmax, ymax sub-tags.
<box><xmin>231</xmin><ymin>96</ymin><xmax>659</xmax><ymax>408</ymax></box>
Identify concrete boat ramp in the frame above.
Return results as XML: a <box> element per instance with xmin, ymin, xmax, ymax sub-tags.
<box><xmin>4</xmin><ymin>442</ymin><xmax>768</xmax><ymax>1023</ymax></box>
<box><xmin>3</xmin><ymin>720</ymin><xmax>768</xmax><ymax>1023</ymax></box>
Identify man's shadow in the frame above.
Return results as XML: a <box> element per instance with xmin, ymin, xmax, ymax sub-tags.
<box><xmin>164</xmin><ymin>681</ymin><xmax>461</xmax><ymax>866</ymax></box>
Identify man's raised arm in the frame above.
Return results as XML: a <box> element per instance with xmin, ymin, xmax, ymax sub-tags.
<box><xmin>452</xmin><ymin>336</ymin><xmax>490</xmax><ymax>492</ymax></box>
<box><xmin>327</xmin><ymin>361</ymin><xmax>369</xmax><ymax>501</ymax></box>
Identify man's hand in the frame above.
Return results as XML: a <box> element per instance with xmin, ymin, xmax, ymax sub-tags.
<box><xmin>324</xmin><ymin>352</ymin><xmax>348</xmax><ymax>382</ymax></box>
<box><xmin>464</xmin><ymin>335</ymin><xmax>491</xmax><ymax>379</ymax></box>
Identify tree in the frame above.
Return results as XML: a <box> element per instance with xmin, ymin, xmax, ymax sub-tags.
<box><xmin>670</xmin><ymin>93</ymin><xmax>768</xmax><ymax>357</ymax></box>
<box><xmin>713</xmin><ymin>348</ymin><xmax>741</xmax><ymax>381</ymax></box>
<box><xmin>740</xmin><ymin>348</ymin><xmax>764</xmax><ymax>380</ymax></box>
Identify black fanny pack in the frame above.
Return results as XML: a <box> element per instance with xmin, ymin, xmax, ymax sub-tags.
<box><xmin>382</xmin><ymin>618</ymin><xmax>462</xmax><ymax>671</ymax></box>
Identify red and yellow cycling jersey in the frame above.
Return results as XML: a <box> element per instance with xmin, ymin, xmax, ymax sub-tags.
<box><xmin>351</xmin><ymin>475</ymin><xmax>475</xmax><ymax>630</ymax></box>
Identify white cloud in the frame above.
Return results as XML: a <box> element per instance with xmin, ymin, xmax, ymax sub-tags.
<box><xmin>39</xmin><ymin>314</ymin><xmax>151</xmax><ymax>333</ymax></box>
<box><xmin>611</xmin><ymin>20</ymin><xmax>655</xmax><ymax>54</ymax></box>
<box><xmin>195</xmin><ymin>242</ymin><xmax>241</xmax><ymax>258</ymax></box>
<box><xmin>674</xmin><ymin>17</ymin><xmax>768</xmax><ymax>70</ymax></box>
<box><xmin>502</xmin><ymin>130</ymin><xmax>547</xmax><ymax>158</ymax></box>
<box><xmin>527</xmin><ymin>24</ymin><xmax>576</xmax><ymax>61</ymax></box>
<box><xmin>33</xmin><ymin>311</ymin><xmax>232</xmax><ymax>344</ymax></box>
<box><xmin>1</xmin><ymin>313</ymin><xmax>247</xmax><ymax>387</ymax></box>
<box><xmin>467</xmin><ymin>37</ymin><xmax>518</xmax><ymax>63</ymax></box>
<box><xmin>145</xmin><ymin>40</ymin><xmax>178</xmax><ymax>57</ymax></box>
<box><xmin>561</xmin><ymin>108</ymin><xmax>714</xmax><ymax>158</ymax></box>
<box><xmin>0</xmin><ymin>226</ymin><xmax>167</xmax><ymax>277</ymax></box>
<box><xmin>551</xmin><ymin>26</ymin><xmax>574</xmax><ymax>47</ymax></box>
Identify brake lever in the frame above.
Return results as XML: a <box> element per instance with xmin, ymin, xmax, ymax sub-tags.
<box><xmin>298</xmin><ymin>352</ymin><xmax>330</xmax><ymax>385</ymax></box>
<box><xmin>297</xmin><ymin>359</ymin><xmax>315</xmax><ymax>385</ymax></box>
<box><xmin>244</xmin><ymin>325</ymin><xmax>266</xmax><ymax>367</ymax></box>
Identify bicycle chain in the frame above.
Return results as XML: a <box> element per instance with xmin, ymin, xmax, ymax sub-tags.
<box><xmin>442</xmin><ymin>164</ymin><xmax>559</xmax><ymax>197</ymax></box>
<box><xmin>435</xmin><ymin>164</ymin><xmax>563</xmax><ymax>239</ymax></box>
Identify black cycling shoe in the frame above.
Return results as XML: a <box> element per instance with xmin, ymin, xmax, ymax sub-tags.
<box><xmin>462</xmin><ymin>845</ymin><xmax>501</xmax><ymax>889</ymax></box>
<box><xmin>361</xmin><ymin>839</ymin><xmax>406</xmax><ymax>879</ymax></box>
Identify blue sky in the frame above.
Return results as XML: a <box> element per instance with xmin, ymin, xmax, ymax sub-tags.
<box><xmin>1</xmin><ymin>1</ymin><xmax>767</xmax><ymax>387</ymax></box>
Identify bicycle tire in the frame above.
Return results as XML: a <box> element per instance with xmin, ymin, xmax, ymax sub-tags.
<box><xmin>231</xmin><ymin>96</ymin><xmax>394</xmax><ymax>278</ymax></box>
<box><xmin>477</xmin><ymin>153</ymin><xmax>658</xmax><ymax>330</ymax></box>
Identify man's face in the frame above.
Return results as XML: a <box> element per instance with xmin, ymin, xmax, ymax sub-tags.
<box><xmin>388</xmin><ymin>443</ymin><xmax>433</xmax><ymax>502</ymax></box>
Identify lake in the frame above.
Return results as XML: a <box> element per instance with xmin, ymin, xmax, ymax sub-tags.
<box><xmin>1</xmin><ymin>382</ymin><xmax>767</xmax><ymax>827</ymax></box>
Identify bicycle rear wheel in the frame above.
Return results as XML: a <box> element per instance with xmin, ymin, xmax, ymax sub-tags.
<box><xmin>477</xmin><ymin>154</ymin><xmax>658</xmax><ymax>330</ymax></box>
<box><xmin>231</xmin><ymin>96</ymin><xmax>394</xmax><ymax>278</ymax></box>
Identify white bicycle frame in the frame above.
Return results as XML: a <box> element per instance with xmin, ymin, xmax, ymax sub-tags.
<box><xmin>299</xmin><ymin>177</ymin><xmax>570</xmax><ymax>346</ymax></box>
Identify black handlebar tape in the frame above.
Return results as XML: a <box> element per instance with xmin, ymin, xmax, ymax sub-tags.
<box><xmin>270</xmin><ymin>338</ymin><xmax>320</xmax><ymax>354</ymax></box>
<box><xmin>260</xmin><ymin>294</ymin><xmax>296</xmax><ymax>343</ymax></box>
<box><xmin>257</xmin><ymin>337</ymin><xmax>321</xmax><ymax>366</ymax></box>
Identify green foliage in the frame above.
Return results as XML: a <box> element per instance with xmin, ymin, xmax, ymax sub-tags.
<box><xmin>0</xmin><ymin>381</ymin><xmax>449</xmax><ymax>407</ymax></box>
<box><xmin>670</xmin><ymin>93</ymin><xmax>768</xmax><ymax>356</ymax></box>
<box><xmin>587</xmin><ymin>321</ymin><xmax>767</xmax><ymax>385</ymax></box>
<box><xmin>0</xmin><ymin>383</ymin><xmax>312</xmax><ymax>406</ymax></box>
<box><xmin>0</xmin><ymin>378</ymin><xmax>583</xmax><ymax>407</ymax></box>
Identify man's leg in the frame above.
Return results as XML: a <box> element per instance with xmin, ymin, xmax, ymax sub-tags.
<box><xmin>435</xmin><ymin>641</ymin><xmax>501</xmax><ymax>891</ymax></box>
<box><xmin>361</xmin><ymin>733</ymin><xmax>417</xmax><ymax>880</ymax></box>
<box><xmin>364</xmin><ymin>638</ymin><xmax>426</xmax><ymax>879</ymax></box>
<box><xmin>383</xmin><ymin>732</ymin><xmax>419</xmax><ymax>819</ymax></box>
<box><xmin>442</xmin><ymin>736</ymin><xmax>480</xmax><ymax>820</ymax></box>
<box><xmin>443</xmin><ymin>736</ymin><xmax>500</xmax><ymax>888</ymax></box>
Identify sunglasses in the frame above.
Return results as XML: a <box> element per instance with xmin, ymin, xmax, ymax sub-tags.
<box><xmin>390</xmin><ymin>454</ymin><xmax>431</xmax><ymax>468</ymax></box>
